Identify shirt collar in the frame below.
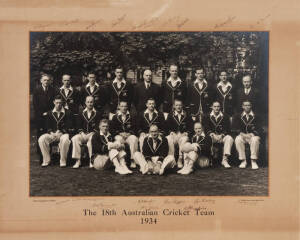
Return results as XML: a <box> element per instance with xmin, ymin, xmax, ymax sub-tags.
<box><xmin>86</xmin><ymin>82</ymin><xmax>99</xmax><ymax>88</ymax></box>
<box><xmin>144</xmin><ymin>109</ymin><xmax>158</xmax><ymax>114</ymax></box>
<box><xmin>60</xmin><ymin>85</ymin><xmax>73</xmax><ymax>91</ymax></box>
<box><xmin>100</xmin><ymin>131</ymin><xmax>111</xmax><ymax>137</ymax></box>
<box><xmin>242</xmin><ymin>111</ymin><xmax>254</xmax><ymax>117</ymax></box>
<box><xmin>194</xmin><ymin>132</ymin><xmax>205</xmax><ymax>138</ymax></box>
<box><xmin>52</xmin><ymin>107</ymin><xmax>65</xmax><ymax>113</ymax></box>
<box><xmin>150</xmin><ymin>135</ymin><xmax>162</xmax><ymax>141</ymax></box>
<box><xmin>210</xmin><ymin>111</ymin><xmax>223</xmax><ymax>118</ymax></box>
<box><xmin>113</xmin><ymin>78</ymin><xmax>126</xmax><ymax>84</ymax></box>
<box><xmin>174</xmin><ymin>110</ymin><xmax>184</xmax><ymax>116</ymax></box>
<box><xmin>217</xmin><ymin>81</ymin><xmax>232</xmax><ymax>88</ymax></box>
<box><xmin>194</xmin><ymin>79</ymin><xmax>207</xmax><ymax>85</ymax></box>
<box><xmin>83</xmin><ymin>107</ymin><xmax>96</xmax><ymax>113</ymax></box>
<box><xmin>167</xmin><ymin>77</ymin><xmax>182</xmax><ymax>83</ymax></box>
<box><xmin>117</xmin><ymin>110</ymin><xmax>130</xmax><ymax>116</ymax></box>
<box><xmin>42</xmin><ymin>85</ymin><xmax>48</xmax><ymax>91</ymax></box>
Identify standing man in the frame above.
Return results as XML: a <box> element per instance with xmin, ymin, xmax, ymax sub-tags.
<box><xmin>161</xmin><ymin>64</ymin><xmax>187</xmax><ymax>119</ymax></box>
<box><xmin>137</xmin><ymin>98</ymin><xmax>165</xmax><ymax>152</ymax></box>
<box><xmin>38</xmin><ymin>95</ymin><xmax>72</xmax><ymax>167</ymax></box>
<box><xmin>91</xmin><ymin>119</ymin><xmax>132</xmax><ymax>174</ymax></box>
<box><xmin>213</xmin><ymin>71</ymin><xmax>235</xmax><ymax>116</ymax></box>
<box><xmin>236</xmin><ymin>74</ymin><xmax>260</xmax><ymax>113</ymax></box>
<box><xmin>133</xmin><ymin>69</ymin><xmax>162</xmax><ymax>113</ymax></box>
<box><xmin>81</xmin><ymin>72</ymin><xmax>107</xmax><ymax>115</ymax></box>
<box><xmin>107</xmin><ymin>66</ymin><xmax>134</xmax><ymax>120</ymax></box>
<box><xmin>134</xmin><ymin>124</ymin><xmax>176</xmax><ymax>175</ymax></box>
<box><xmin>187</xmin><ymin>67</ymin><xmax>212</xmax><ymax>121</ymax></box>
<box><xmin>110</xmin><ymin>101</ymin><xmax>138</xmax><ymax>168</ymax></box>
<box><xmin>165</xmin><ymin>99</ymin><xmax>193</xmax><ymax>168</ymax></box>
<box><xmin>232</xmin><ymin>100</ymin><xmax>262</xmax><ymax>169</ymax></box>
<box><xmin>202</xmin><ymin>101</ymin><xmax>234</xmax><ymax>168</ymax></box>
<box><xmin>71</xmin><ymin>96</ymin><xmax>102</xmax><ymax>168</ymax></box>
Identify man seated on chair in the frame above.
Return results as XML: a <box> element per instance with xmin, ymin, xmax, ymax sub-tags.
<box><xmin>134</xmin><ymin>124</ymin><xmax>176</xmax><ymax>175</ymax></box>
<box><xmin>38</xmin><ymin>95</ymin><xmax>72</xmax><ymax>167</ymax></box>
<box><xmin>71</xmin><ymin>96</ymin><xmax>102</xmax><ymax>168</ymax></box>
<box><xmin>202</xmin><ymin>101</ymin><xmax>234</xmax><ymax>168</ymax></box>
<box><xmin>165</xmin><ymin>99</ymin><xmax>193</xmax><ymax>169</ymax></box>
<box><xmin>91</xmin><ymin>119</ymin><xmax>132</xmax><ymax>174</ymax></box>
<box><xmin>137</xmin><ymin>98</ymin><xmax>165</xmax><ymax>152</ymax></box>
<box><xmin>180</xmin><ymin>122</ymin><xmax>212</xmax><ymax>174</ymax></box>
<box><xmin>110</xmin><ymin>101</ymin><xmax>138</xmax><ymax>168</ymax></box>
<box><xmin>232</xmin><ymin>100</ymin><xmax>263</xmax><ymax>169</ymax></box>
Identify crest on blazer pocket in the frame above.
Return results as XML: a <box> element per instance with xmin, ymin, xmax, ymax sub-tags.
<box><xmin>126</xmin><ymin>123</ymin><xmax>131</xmax><ymax>128</ymax></box>
<box><xmin>204</xmin><ymin>93</ymin><xmax>208</xmax><ymax>98</ymax></box>
<box><xmin>177</xmin><ymin>91</ymin><xmax>182</xmax><ymax>96</ymax></box>
<box><xmin>95</xmin><ymin>97</ymin><xmax>99</xmax><ymax>101</ymax></box>
<box><xmin>228</xmin><ymin>94</ymin><xmax>232</xmax><ymax>100</ymax></box>
<box><xmin>70</xmin><ymin>99</ymin><xmax>74</xmax><ymax>103</ymax></box>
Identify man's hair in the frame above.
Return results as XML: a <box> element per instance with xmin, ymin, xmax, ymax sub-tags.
<box><xmin>194</xmin><ymin>121</ymin><xmax>203</xmax><ymax>128</ymax></box>
<box><xmin>54</xmin><ymin>95</ymin><xmax>63</xmax><ymax>101</ymax></box>
<box><xmin>211</xmin><ymin>101</ymin><xmax>221</xmax><ymax>106</ymax></box>
<box><xmin>149</xmin><ymin>124</ymin><xmax>158</xmax><ymax>131</ymax></box>
<box><xmin>62</xmin><ymin>74</ymin><xmax>71</xmax><ymax>79</ymax></box>
<box><xmin>143</xmin><ymin>69</ymin><xmax>152</xmax><ymax>75</ymax></box>
<box><xmin>147</xmin><ymin>98</ymin><xmax>156</xmax><ymax>103</ymax></box>
<box><xmin>242</xmin><ymin>100</ymin><xmax>252</xmax><ymax>105</ymax></box>
<box><xmin>219</xmin><ymin>70</ymin><xmax>227</xmax><ymax>76</ymax></box>
<box><xmin>88</xmin><ymin>71</ymin><xmax>96</xmax><ymax>76</ymax></box>
<box><xmin>40</xmin><ymin>73</ymin><xmax>50</xmax><ymax>80</ymax></box>
<box><xmin>174</xmin><ymin>98</ymin><xmax>183</xmax><ymax>104</ymax></box>
<box><xmin>99</xmin><ymin>118</ymin><xmax>109</xmax><ymax>125</ymax></box>
<box><xmin>115</xmin><ymin>66</ymin><xmax>123</xmax><ymax>71</ymax></box>
<box><xmin>195</xmin><ymin>66</ymin><xmax>205</xmax><ymax>72</ymax></box>
<box><xmin>119</xmin><ymin>100</ymin><xmax>128</xmax><ymax>106</ymax></box>
<box><xmin>85</xmin><ymin>95</ymin><xmax>94</xmax><ymax>102</ymax></box>
<box><xmin>169</xmin><ymin>64</ymin><xmax>178</xmax><ymax>69</ymax></box>
<box><xmin>242</xmin><ymin>74</ymin><xmax>252</xmax><ymax>80</ymax></box>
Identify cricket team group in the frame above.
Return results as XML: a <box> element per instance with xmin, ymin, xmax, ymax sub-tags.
<box><xmin>33</xmin><ymin>64</ymin><xmax>264</xmax><ymax>175</ymax></box>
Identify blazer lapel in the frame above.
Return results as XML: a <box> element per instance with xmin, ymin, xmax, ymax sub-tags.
<box><xmin>217</xmin><ymin>84</ymin><xmax>232</xmax><ymax>97</ymax></box>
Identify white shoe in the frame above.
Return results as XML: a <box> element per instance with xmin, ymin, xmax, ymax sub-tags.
<box><xmin>251</xmin><ymin>160</ymin><xmax>259</xmax><ymax>169</ymax></box>
<box><xmin>239</xmin><ymin>160</ymin><xmax>247</xmax><ymax>169</ymax></box>
<box><xmin>177</xmin><ymin>156</ymin><xmax>183</xmax><ymax>168</ymax></box>
<box><xmin>60</xmin><ymin>163</ymin><xmax>66</xmax><ymax>168</ymax></box>
<box><xmin>73</xmin><ymin>160</ymin><xmax>81</xmax><ymax>169</ymax></box>
<box><xmin>221</xmin><ymin>158</ymin><xmax>231</xmax><ymax>168</ymax></box>
<box><xmin>115</xmin><ymin>166</ymin><xmax>128</xmax><ymax>175</ymax></box>
<box><xmin>120</xmin><ymin>159</ymin><xmax>132</xmax><ymax>174</ymax></box>
<box><xmin>130</xmin><ymin>161</ymin><xmax>136</xmax><ymax>168</ymax></box>
<box><xmin>181</xmin><ymin>166</ymin><xmax>193</xmax><ymax>175</ymax></box>
<box><xmin>89</xmin><ymin>162</ymin><xmax>94</xmax><ymax>168</ymax></box>
<box><xmin>141</xmin><ymin>163</ymin><xmax>149</xmax><ymax>174</ymax></box>
<box><xmin>41</xmin><ymin>162</ymin><xmax>49</xmax><ymax>167</ymax></box>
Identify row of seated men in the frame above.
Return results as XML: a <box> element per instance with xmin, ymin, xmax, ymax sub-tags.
<box><xmin>38</xmin><ymin>92</ymin><xmax>263</xmax><ymax>175</ymax></box>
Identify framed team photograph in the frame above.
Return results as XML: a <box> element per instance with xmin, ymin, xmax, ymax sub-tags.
<box><xmin>30</xmin><ymin>31</ymin><xmax>269</xmax><ymax>196</ymax></box>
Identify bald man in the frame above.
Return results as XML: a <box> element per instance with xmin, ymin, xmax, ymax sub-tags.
<box><xmin>133</xmin><ymin>69</ymin><xmax>162</xmax><ymax>113</ymax></box>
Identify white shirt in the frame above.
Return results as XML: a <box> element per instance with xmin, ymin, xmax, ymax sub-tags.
<box><xmin>86</xmin><ymin>82</ymin><xmax>99</xmax><ymax>93</ymax></box>
<box><xmin>113</xmin><ymin>78</ymin><xmax>126</xmax><ymax>88</ymax></box>
<box><xmin>242</xmin><ymin>110</ymin><xmax>254</xmax><ymax>121</ymax></box>
<box><xmin>210</xmin><ymin>111</ymin><xmax>223</xmax><ymax>121</ymax></box>
<box><xmin>195</xmin><ymin>79</ymin><xmax>207</xmax><ymax>90</ymax></box>
<box><xmin>144</xmin><ymin>81</ymin><xmax>151</xmax><ymax>89</ymax></box>
<box><xmin>83</xmin><ymin>107</ymin><xmax>96</xmax><ymax>118</ymax></box>
<box><xmin>100</xmin><ymin>131</ymin><xmax>111</xmax><ymax>142</ymax></box>
<box><xmin>145</xmin><ymin>109</ymin><xmax>158</xmax><ymax>121</ymax></box>
<box><xmin>217</xmin><ymin>81</ymin><xmax>232</xmax><ymax>92</ymax></box>
<box><xmin>60</xmin><ymin>85</ymin><xmax>73</xmax><ymax>96</ymax></box>
<box><xmin>167</xmin><ymin>77</ymin><xmax>182</xmax><ymax>87</ymax></box>
<box><xmin>52</xmin><ymin>107</ymin><xmax>65</xmax><ymax>118</ymax></box>
<box><xmin>244</xmin><ymin>87</ymin><xmax>251</xmax><ymax>95</ymax></box>
<box><xmin>174</xmin><ymin>111</ymin><xmax>184</xmax><ymax>121</ymax></box>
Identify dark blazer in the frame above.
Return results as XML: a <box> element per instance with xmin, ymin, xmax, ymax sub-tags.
<box><xmin>186</xmin><ymin>80</ymin><xmax>212</xmax><ymax>116</ymax></box>
<box><xmin>189</xmin><ymin>133</ymin><xmax>212</xmax><ymax>156</ymax></box>
<box><xmin>161</xmin><ymin>79</ymin><xmax>187</xmax><ymax>113</ymax></box>
<box><xmin>80</xmin><ymin>83</ymin><xmax>107</xmax><ymax>113</ymax></box>
<box><xmin>133</xmin><ymin>82</ymin><xmax>162</xmax><ymax>112</ymax></box>
<box><xmin>236</xmin><ymin>87</ymin><xmax>260</xmax><ymax>113</ymax></box>
<box><xmin>232</xmin><ymin>112</ymin><xmax>263</xmax><ymax>137</ymax></box>
<box><xmin>56</xmin><ymin>86</ymin><xmax>81</xmax><ymax>114</ymax></box>
<box><xmin>110</xmin><ymin>112</ymin><xmax>137</xmax><ymax>136</ymax></box>
<box><xmin>76</xmin><ymin>109</ymin><xmax>101</xmax><ymax>134</ymax></box>
<box><xmin>91</xmin><ymin>131</ymin><xmax>114</xmax><ymax>159</ymax></box>
<box><xmin>45</xmin><ymin>109</ymin><xmax>72</xmax><ymax>134</ymax></box>
<box><xmin>202</xmin><ymin>113</ymin><xmax>231</xmax><ymax>136</ymax></box>
<box><xmin>107</xmin><ymin>80</ymin><xmax>134</xmax><ymax>112</ymax></box>
<box><xmin>142</xmin><ymin>136</ymin><xmax>169</xmax><ymax>162</ymax></box>
<box><xmin>165</xmin><ymin>111</ymin><xmax>193</xmax><ymax>135</ymax></box>
<box><xmin>212</xmin><ymin>82</ymin><xmax>236</xmax><ymax>116</ymax></box>
<box><xmin>137</xmin><ymin>110</ymin><xmax>165</xmax><ymax>135</ymax></box>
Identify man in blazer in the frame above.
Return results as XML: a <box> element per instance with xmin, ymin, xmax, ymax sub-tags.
<box><xmin>232</xmin><ymin>100</ymin><xmax>262</xmax><ymax>169</ymax></box>
<box><xmin>186</xmin><ymin>68</ymin><xmax>212</xmax><ymax>120</ymax></box>
<box><xmin>110</xmin><ymin>101</ymin><xmax>138</xmax><ymax>168</ymax></box>
<box><xmin>137</xmin><ymin>98</ymin><xmax>165</xmax><ymax>152</ymax></box>
<box><xmin>180</xmin><ymin>122</ymin><xmax>212</xmax><ymax>174</ymax></box>
<box><xmin>91</xmin><ymin>119</ymin><xmax>132</xmax><ymax>174</ymax></box>
<box><xmin>236</xmin><ymin>74</ymin><xmax>260</xmax><ymax>113</ymax></box>
<box><xmin>107</xmin><ymin>66</ymin><xmax>134</xmax><ymax>120</ymax></box>
<box><xmin>38</xmin><ymin>95</ymin><xmax>72</xmax><ymax>167</ymax></box>
<box><xmin>202</xmin><ymin>101</ymin><xmax>234</xmax><ymax>168</ymax></box>
<box><xmin>161</xmin><ymin>64</ymin><xmax>187</xmax><ymax>119</ymax></box>
<box><xmin>165</xmin><ymin>99</ymin><xmax>193</xmax><ymax>168</ymax></box>
<box><xmin>133</xmin><ymin>69</ymin><xmax>162</xmax><ymax>113</ymax></box>
<box><xmin>80</xmin><ymin>72</ymin><xmax>107</xmax><ymax>115</ymax></box>
<box><xmin>134</xmin><ymin>124</ymin><xmax>176</xmax><ymax>175</ymax></box>
<box><xmin>212</xmin><ymin>71</ymin><xmax>235</xmax><ymax>116</ymax></box>
<box><xmin>71</xmin><ymin>96</ymin><xmax>102</xmax><ymax>168</ymax></box>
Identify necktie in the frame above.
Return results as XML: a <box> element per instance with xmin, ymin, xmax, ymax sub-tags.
<box><xmin>122</xmin><ymin>115</ymin><xmax>126</xmax><ymax>122</ymax></box>
<box><xmin>178</xmin><ymin>114</ymin><xmax>181</xmax><ymax>122</ymax></box>
<box><xmin>149</xmin><ymin>113</ymin><xmax>153</xmax><ymax>121</ymax></box>
<box><xmin>153</xmin><ymin>140</ymin><xmax>157</xmax><ymax>150</ymax></box>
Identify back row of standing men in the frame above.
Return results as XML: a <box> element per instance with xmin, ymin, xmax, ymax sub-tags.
<box><xmin>33</xmin><ymin>64</ymin><xmax>264</xmax><ymax>174</ymax></box>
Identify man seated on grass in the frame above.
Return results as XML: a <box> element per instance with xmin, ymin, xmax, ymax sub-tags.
<box><xmin>133</xmin><ymin>124</ymin><xmax>176</xmax><ymax>175</ymax></box>
<box><xmin>91</xmin><ymin>119</ymin><xmax>132</xmax><ymax>174</ymax></box>
<box><xmin>180</xmin><ymin>122</ymin><xmax>212</xmax><ymax>174</ymax></box>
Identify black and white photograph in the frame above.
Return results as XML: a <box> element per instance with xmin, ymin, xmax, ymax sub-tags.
<box><xmin>30</xmin><ymin>31</ymin><xmax>269</xmax><ymax>196</ymax></box>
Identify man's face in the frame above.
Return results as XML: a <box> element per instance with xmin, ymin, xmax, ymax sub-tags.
<box><xmin>195</xmin><ymin>69</ymin><xmax>204</xmax><ymax>80</ymax></box>
<box><xmin>194</xmin><ymin>123</ymin><xmax>203</xmax><ymax>135</ymax></box>
<box><xmin>149</xmin><ymin>126</ymin><xmax>159</xmax><ymax>139</ymax></box>
<box><xmin>115</xmin><ymin>68</ymin><xmax>123</xmax><ymax>80</ymax></box>
<box><xmin>119</xmin><ymin>102</ymin><xmax>128</xmax><ymax>113</ymax></box>
<box><xmin>174</xmin><ymin>101</ymin><xmax>183</xmax><ymax>112</ymax></box>
<box><xmin>169</xmin><ymin>65</ymin><xmax>178</xmax><ymax>79</ymax></box>
<box><xmin>146</xmin><ymin>100</ymin><xmax>155</xmax><ymax>111</ymax></box>
<box><xmin>85</xmin><ymin>97</ymin><xmax>94</xmax><ymax>109</ymax></box>
<box><xmin>219</xmin><ymin>72</ymin><xmax>227</xmax><ymax>82</ymax></box>
<box><xmin>143</xmin><ymin>70</ymin><xmax>152</xmax><ymax>83</ymax></box>
<box><xmin>99</xmin><ymin>122</ymin><xmax>109</xmax><ymax>134</ymax></box>
<box><xmin>242</xmin><ymin>76</ymin><xmax>252</xmax><ymax>88</ymax></box>
<box><xmin>40</xmin><ymin>76</ymin><xmax>50</xmax><ymax>87</ymax></box>
<box><xmin>62</xmin><ymin>75</ymin><xmax>71</xmax><ymax>88</ymax></box>
<box><xmin>87</xmin><ymin>74</ymin><xmax>96</xmax><ymax>85</ymax></box>
<box><xmin>54</xmin><ymin>99</ymin><xmax>63</xmax><ymax>111</ymax></box>
<box><xmin>212</xmin><ymin>102</ymin><xmax>221</xmax><ymax>114</ymax></box>
<box><xmin>242</xmin><ymin>102</ymin><xmax>252</xmax><ymax>113</ymax></box>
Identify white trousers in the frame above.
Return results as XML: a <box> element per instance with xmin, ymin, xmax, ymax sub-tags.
<box><xmin>38</xmin><ymin>133</ymin><xmax>70</xmax><ymax>165</ymax></box>
<box><xmin>115</xmin><ymin>134</ymin><xmax>138</xmax><ymax>159</ymax></box>
<box><xmin>186</xmin><ymin>151</ymin><xmax>210</xmax><ymax>168</ymax></box>
<box><xmin>138</xmin><ymin>132</ymin><xmax>148</xmax><ymax>152</ymax></box>
<box><xmin>93</xmin><ymin>149</ymin><xmax>127</xmax><ymax>170</ymax></box>
<box><xmin>211</xmin><ymin>134</ymin><xmax>234</xmax><ymax>156</ymax></box>
<box><xmin>71</xmin><ymin>132</ymin><xmax>94</xmax><ymax>160</ymax></box>
<box><xmin>167</xmin><ymin>132</ymin><xmax>189</xmax><ymax>157</ymax></box>
<box><xmin>235</xmin><ymin>134</ymin><xmax>260</xmax><ymax>160</ymax></box>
